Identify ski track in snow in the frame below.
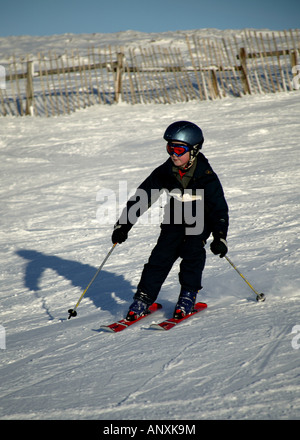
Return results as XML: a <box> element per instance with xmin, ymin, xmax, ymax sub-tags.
<box><xmin>0</xmin><ymin>31</ymin><xmax>300</xmax><ymax>420</ymax></box>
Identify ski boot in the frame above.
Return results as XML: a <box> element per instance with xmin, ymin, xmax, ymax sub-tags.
<box><xmin>173</xmin><ymin>288</ymin><xmax>198</xmax><ymax>319</ymax></box>
<box><xmin>126</xmin><ymin>291</ymin><xmax>152</xmax><ymax>321</ymax></box>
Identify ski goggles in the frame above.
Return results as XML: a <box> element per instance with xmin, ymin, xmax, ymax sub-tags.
<box><xmin>166</xmin><ymin>142</ymin><xmax>190</xmax><ymax>157</ymax></box>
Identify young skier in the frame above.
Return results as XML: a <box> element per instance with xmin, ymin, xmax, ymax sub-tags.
<box><xmin>111</xmin><ymin>121</ymin><xmax>229</xmax><ymax>320</ymax></box>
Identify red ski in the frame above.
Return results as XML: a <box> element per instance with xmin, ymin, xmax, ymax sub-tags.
<box><xmin>101</xmin><ymin>303</ymin><xmax>162</xmax><ymax>333</ymax></box>
<box><xmin>150</xmin><ymin>302</ymin><xmax>207</xmax><ymax>331</ymax></box>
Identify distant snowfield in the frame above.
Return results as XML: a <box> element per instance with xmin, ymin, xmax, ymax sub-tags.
<box><xmin>0</xmin><ymin>27</ymin><xmax>288</xmax><ymax>63</ymax></box>
<box><xmin>0</xmin><ymin>29</ymin><xmax>300</xmax><ymax>421</ymax></box>
<box><xmin>0</xmin><ymin>28</ymin><xmax>252</xmax><ymax>61</ymax></box>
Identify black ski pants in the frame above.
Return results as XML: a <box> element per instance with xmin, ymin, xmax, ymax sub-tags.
<box><xmin>137</xmin><ymin>224</ymin><xmax>206</xmax><ymax>304</ymax></box>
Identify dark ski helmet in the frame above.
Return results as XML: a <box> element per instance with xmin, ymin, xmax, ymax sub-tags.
<box><xmin>163</xmin><ymin>121</ymin><xmax>204</xmax><ymax>162</ymax></box>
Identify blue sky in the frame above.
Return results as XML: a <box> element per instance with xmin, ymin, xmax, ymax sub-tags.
<box><xmin>1</xmin><ymin>0</ymin><xmax>299</xmax><ymax>37</ymax></box>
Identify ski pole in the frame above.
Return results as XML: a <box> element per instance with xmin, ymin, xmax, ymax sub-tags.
<box><xmin>225</xmin><ymin>255</ymin><xmax>266</xmax><ymax>302</ymax></box>
<box><xmin>68</xmin><ymin>243</ymin><xmax>117</xmax><ymax>319</ymax></box>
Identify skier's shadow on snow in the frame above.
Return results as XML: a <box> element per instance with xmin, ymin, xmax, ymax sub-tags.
<box><xmin>16</xmin><ymin>249</ymin><xmax>134</xmax><ymax>319</ymax></box>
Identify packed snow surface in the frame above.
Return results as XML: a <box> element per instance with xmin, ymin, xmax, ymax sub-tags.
<box><xmin>0</xmin><ymin>30</ymin><xmax>300</xmax><ymax>421</ymax></box>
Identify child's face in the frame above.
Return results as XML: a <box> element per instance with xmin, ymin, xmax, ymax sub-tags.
<box><xmin>170</xmin><ymin>150</ymin><xmax>190</xmax><ymax>168</ymax></box>
<box><xmin>167</xmin><ymin>141</ymin><xmax>191</xmax><ymax>168</ymax></box>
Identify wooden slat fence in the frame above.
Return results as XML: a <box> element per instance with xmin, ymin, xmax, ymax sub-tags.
<box><xmin>188</xmin><ymin>29</ymin><xmax>300</xmax><ymax>98</ymax></box>
<box><xmin>0</xmin><ymin>29</ymin><xmax>299</xmax><ymax>117</ymax></box>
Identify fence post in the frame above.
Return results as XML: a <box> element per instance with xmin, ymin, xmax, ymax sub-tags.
<box><xmin>239</xmin><ymin>47</ymin><xmax>251</xmax><ymax>94</ymax></box>
<box><xmin>114</xmin><ymin>52</ymin><xmax>124</xmax><ymax>103</ymax></box>
<box><xmin>26</xmin><ymin>61</ymin><xmax>34</xmax><ymax>115</ymax></box>
<box><xmin>210</xmin><ymin>69</ymin><xmax>220</xmax><ymax>98</ymax></box>
<box><xmin>290</xmin><ymin>49</ymin><xmax>298</xmax><ymax>69</ymax></box>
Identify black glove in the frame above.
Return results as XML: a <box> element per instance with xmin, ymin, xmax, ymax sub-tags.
<box><xmin>210</xmin><ymin>237</ymin><xmax>228</xmax><ymax>258</ymax></box>
<box><xmin>111</xmin><ymin>223</ymin><xmax>129</xmax><ymax>244</ymax></box>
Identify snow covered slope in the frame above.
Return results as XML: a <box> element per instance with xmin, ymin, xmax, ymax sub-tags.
<box><xmin>0</xmin><ymin>28</ymin><xmax>262</xmax><ymax>62</ymax></box>
<box><xmin>0</xmin><ymin>31</ymin><xmax>299</xmax><ymax>420</ymax></box>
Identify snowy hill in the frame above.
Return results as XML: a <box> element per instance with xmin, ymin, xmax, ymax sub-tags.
<box><xmin>0</xmin><ymin>30</ymin><xmax>300</xmax><ymax>422</ymax></box>
<box><xmin>0</xmin><ymin>28</ymin><xmax>261</xmax><ymax>61</ymax></box>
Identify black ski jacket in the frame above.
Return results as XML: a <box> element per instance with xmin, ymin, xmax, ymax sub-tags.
<box><xmin>118</xmin><ymin>153</ymin><xmax>229</xmax><ymax>242</ymax></box>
